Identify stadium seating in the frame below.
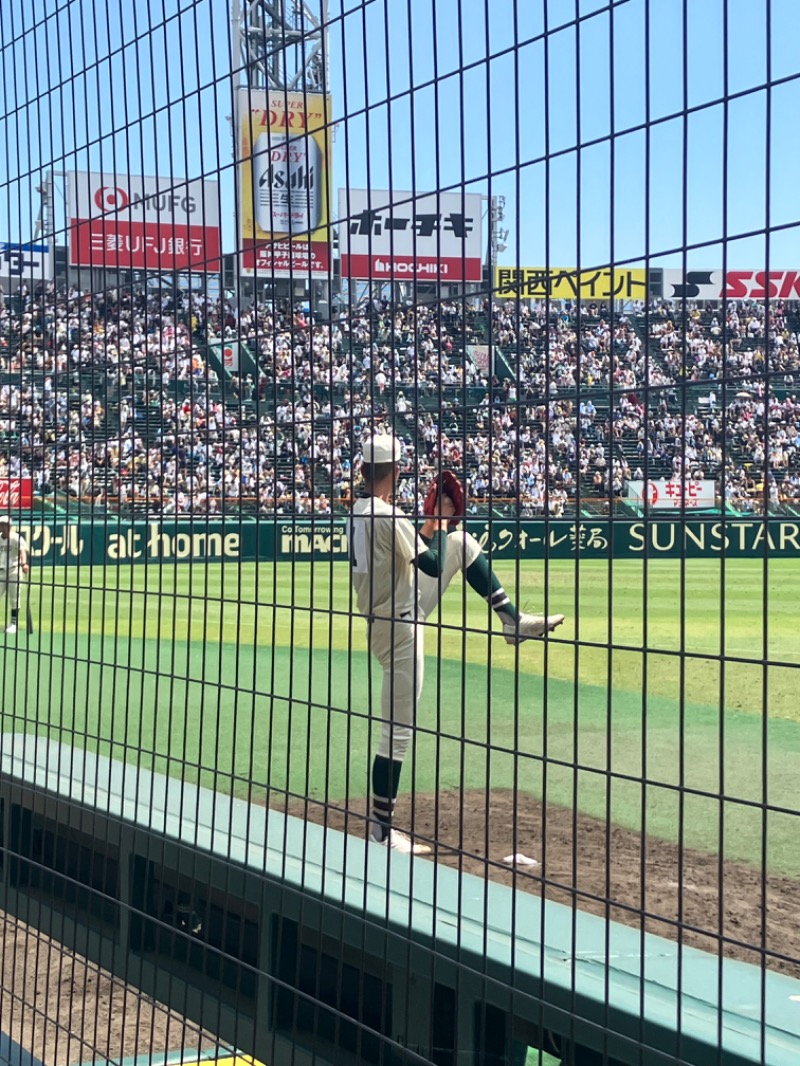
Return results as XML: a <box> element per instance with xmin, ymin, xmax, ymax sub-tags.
<box><xmin>0</xmin><ymin>286</ymin><xmax>797</xmax><ymax>518</ymax></box>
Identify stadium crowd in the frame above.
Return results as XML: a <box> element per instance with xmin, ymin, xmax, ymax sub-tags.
<box><xmin>0</xmin><ymin>282</ymin><xmax>798</xmax><ymax>517</ymax></box>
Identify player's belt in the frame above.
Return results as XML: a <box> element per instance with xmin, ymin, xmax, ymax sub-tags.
<box><xmin>368</xmin><ymin>610</ymin><xmax>414</xmax><ymax>622</ymax></box>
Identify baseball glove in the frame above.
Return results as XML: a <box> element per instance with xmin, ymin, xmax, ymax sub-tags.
<box><xmin>423</xmin><ymin>470</ymin><xmax>465</xmax><ymax>530</ymax></box>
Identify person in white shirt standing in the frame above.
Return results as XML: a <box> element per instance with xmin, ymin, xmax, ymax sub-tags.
<box><xmin>0</xmin><ymin>514</ymin><xmax>29</xmax><ymax>634</ymax></box>
<box><xmin>350</xmin><ymin>433</ymin><xmax>564</xmax><ymax>855</ymax></box>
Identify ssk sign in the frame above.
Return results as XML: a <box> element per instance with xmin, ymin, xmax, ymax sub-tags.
<box><xmin>0</xmin><ymin>478</ymin><xmax>32</xmax><ymax>509</ymax></box>
<box><xmin>662</xmin><ymin>268</ymin><xmax>800</xmax><ymax>300</ymax></box>
<box><xmin>339</xmin><ymin>189</ymin><xmax>483</xmax><ymax>282</ymax></box>
<box><xmin>68</xmin><ymin>171</ymin><xmax>220</xmax><ymax>272</ymax></box>
<box><xmin>724</xmin><ymin>271</ymin><xmax>800</xmax><ymax>299</ymax></box>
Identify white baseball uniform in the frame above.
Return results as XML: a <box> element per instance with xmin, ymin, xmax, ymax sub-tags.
<box><xmin>350</xmin><ymin>496</ymin><xmax>481</xmax><ymax>761</ymax></box>
<box><xmin>0</xmin><ymin>528</ymin><xmax>26</xmax><ymax>612</ymax></box>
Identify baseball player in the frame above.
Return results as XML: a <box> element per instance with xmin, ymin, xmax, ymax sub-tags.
<box><xmin>350</xmin><ymin>433</ymin><xmax>564</xmax><ymax>854</ymax></box>
<box><xmin>0</xmin><ymin>514</ymin><xmax>28</xmax><ymax>634</ymax></box>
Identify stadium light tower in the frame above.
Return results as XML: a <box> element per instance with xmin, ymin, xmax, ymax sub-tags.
<box><xmin>232</xmin><ymin>0</ymin><xmax>328</xmax><ymax>92</ymax></box>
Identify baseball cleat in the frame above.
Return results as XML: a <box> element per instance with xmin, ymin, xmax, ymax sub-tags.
<box><xmin>503</xmin><ymin>612</ymin><xmax>565</xmax><ymax>644</ymax></box>
<box><xmin>4</xmin><ymin>623</ymin><xmax>17</xmax><ymax>635</ymax></box>
<box><xmin>370</xmin><ymin>825</ymin><xmax>432</xmax><ymax>855</ymax></box>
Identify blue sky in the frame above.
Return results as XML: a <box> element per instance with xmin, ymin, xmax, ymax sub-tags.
<box><xmin>0</xmin><ymin>0</ymin><xmax>797</xmax><ymax>271</ymax></box>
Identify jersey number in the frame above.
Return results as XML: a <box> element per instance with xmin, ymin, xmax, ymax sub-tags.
<box><xmin>350</xmin><ymin>518</ymin><xmax>368</xmax><ymax>574</ymax></box>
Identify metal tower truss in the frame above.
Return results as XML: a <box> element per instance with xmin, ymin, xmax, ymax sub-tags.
<box><xmin>234</xmin><ymin>0</ymin><xmax>328</xmax><ymax>92</ymax></box>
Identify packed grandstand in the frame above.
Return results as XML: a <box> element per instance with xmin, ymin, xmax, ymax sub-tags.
<box><xmin>0</xmin><ymin>283</ymin><xmax>797</xmax><ymax>518</ymax></box>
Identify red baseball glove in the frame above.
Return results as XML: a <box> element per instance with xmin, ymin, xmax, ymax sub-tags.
<box><xmin>423</xmin><ymin>470</ymin><xmax>465</xmax><ymax>530</ymax></box>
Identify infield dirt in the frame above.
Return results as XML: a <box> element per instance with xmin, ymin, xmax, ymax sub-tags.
<box><xmin>285</xmin><ymin>787</ymin><xmax>799</xmax><ymax>978</ymax></box>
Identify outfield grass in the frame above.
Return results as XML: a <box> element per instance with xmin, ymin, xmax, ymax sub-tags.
<box><xmin>1</xmin><ymin>558</ymin><xmax>798</xmax><ymax>877</ymax></box>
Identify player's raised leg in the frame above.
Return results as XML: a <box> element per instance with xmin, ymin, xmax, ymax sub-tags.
<box><xmin>418</xmin><ymin>528</ymin><xmax>565</xmax><ymax>642</ymax></box>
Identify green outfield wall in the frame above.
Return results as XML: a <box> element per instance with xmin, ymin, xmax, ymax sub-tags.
<box><xmin>16</xmin><ymin>517</ymin><xmax>800</xmax><ymax>565</ymax></box>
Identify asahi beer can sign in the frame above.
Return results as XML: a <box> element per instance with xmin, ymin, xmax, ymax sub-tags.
<box><xmin>255</xmin><ymin>133</ymin><xmax>322</xmax><ymax>236</ymax></box>
<box><xmin>239</xmin><ymin>88</ymin><xmax>332</xmax><ymax>277</ymax></box>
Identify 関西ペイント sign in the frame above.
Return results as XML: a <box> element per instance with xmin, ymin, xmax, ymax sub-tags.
<box><xmin>494</xmin><ymin>266</ymin><xmax>647</xmax><ymax>302</ymax></box>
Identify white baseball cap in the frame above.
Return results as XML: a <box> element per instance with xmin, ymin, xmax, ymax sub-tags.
<box><xmin>362</xmin><ymin>433</ymin><xmax>402</xmax><ymax>464</ymax></box>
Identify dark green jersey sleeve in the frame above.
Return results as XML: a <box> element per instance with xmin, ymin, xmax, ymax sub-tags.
<box><xmin>414</xmin><ymin>530</ymin><xmax>448</xmax><ymax>577</ymax></box>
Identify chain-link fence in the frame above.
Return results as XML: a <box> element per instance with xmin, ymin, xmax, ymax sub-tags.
<box><xmin>0</xmin><ymin>0</ymin><xmax>798</xmax><ymax>1063</ymax></box>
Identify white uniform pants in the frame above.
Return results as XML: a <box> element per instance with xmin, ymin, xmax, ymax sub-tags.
<box><xmin>367</xmin><ymin>530</ymin><xmax>483</xmax><ymax>762</ymax></box>
<box><xmin>0</xmin><ymin>569</ymin><xmax>21</xmax><ymax>615</ymax></box>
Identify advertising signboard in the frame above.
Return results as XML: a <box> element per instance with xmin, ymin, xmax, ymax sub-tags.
<box><xmin>494</xmin><ymin>266</ymin><xmax>647</xmax><ymax>301</ymax></box>
<box><xmin>0</xmin><ymin>478</ymin><xmax>33</xmax><ymax>509</ymax></box>
<box><xmin>68</xmin><ymin>171</ymin><xmax>220</xmax><ymax>272</ymax></box>
<box><xmin>0</xmin><ymin>243</ymin><xmax>51</xmax><ymax>287</ymax></box>
<box><xmin>627</xmin><ymin>479</ymin><xmax>717</xmax><ymax>511</ymax></box>
<box><xmin>662</xmin><ymin>269</ymin><xmax>800</xmax><ymax>300</ymax></box>
<box><xmin>238</xmin><ymin>89</ymin><xmax>333</xmax><ymax>277</ymax></box>
<box><xmin>339</xmin><ymin>189</ymin><xmax>483</xmax><ymax>282</ymax></box>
